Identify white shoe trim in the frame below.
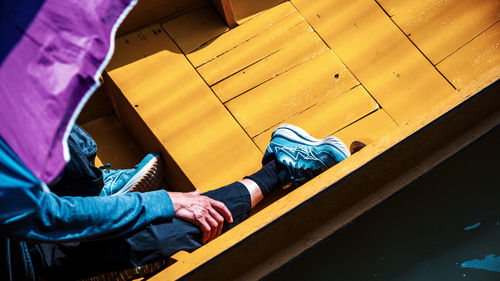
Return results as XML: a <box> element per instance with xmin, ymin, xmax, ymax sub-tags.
<box><xmin>273</xmin><ymin>124</ymin><xmax>351</xmax><ymax>158</ymax></box>
<box><xmin>111</xmin><ymin>157</ymin><xmax>158</xmax><ymax>196</ymax></box>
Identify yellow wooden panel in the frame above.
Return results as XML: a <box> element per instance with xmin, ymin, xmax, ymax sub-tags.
<box><xmin>437</xmin><ymin>23</ymin><xmax>500</xmax><ymax>90</ymax></box>
<box><xmin>253</xmin><ymin>86</ymin><xmax>379</xmax><ymax>151</ymax></box>
<box><xmin>197</xmin><ymin>13</ymin><xmax>310</xmax><ymax>85</ymax></box>
<box><xmin>161</xmin><ymin>5</ymin><xmax>229</xmax><ymax>54</ymax></box>
<box><xmin>378</xmin><ymin>0</ymin><xmax>500</xmax><ymax>64</ymax></box>
<box><xmin>94</xmin><ymin>155</ymin><xmax>104</xmax><ymax>168</ymax></box>
<box><xmin>232</xmin><ymin>0</ymin><xmax>284</xmax><ymax>24</ymax></box>
<box><xmin>186</xmin><ymin>1</ymin><xmax>296</xmax><ymax>67</ymax></box>
<box><xmin>212</xmin><ymin>32</ymin><xmax>328</xmax><ymax>102</ymax></box>
<box><xmin>226</xmin><ymin>50</ymin><xmax>359</xmax><ymax>137</ymax></box>
<box><xmin>108</xmin><ymin>25</ymin><xmax>262</xmax><ymax>191</ymax></box>
<box><xmin>80</xmin><ymin>116</ymin><xmax>143</xmax><ymax>169</ymax></box>
<box><xmin>107</xmin><ymin>26</ymin><xmax>176</xmax><ymax>71</ymax></box>
<box><xmin>334</xmin><ymin>109</ymin><xmax>398</xmax><ymax>147</ymax></box>
<box><xmin>291</xmin><ymin>0</ymin><xmax>455</xmax><ymax>125</ymax></box>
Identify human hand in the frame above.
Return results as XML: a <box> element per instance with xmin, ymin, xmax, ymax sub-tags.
<box><xmin>167</xmin><ymin>189</ymin><xmax>233</xmax><ymax>244</ymax></box>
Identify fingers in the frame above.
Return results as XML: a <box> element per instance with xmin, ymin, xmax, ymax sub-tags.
<box><xmin>171</xmin><ymin>192</ymin><xmax>233</xmax><ymax>244</ymax></box>
<box><xmin>208</xmin><ymin>208</ymin><xmax>224</xmax><ymax>239</ymax></box>
<box><xmin>195</xmin><ymin>212</ymin><xmax>211</xmax><ymax>244</ymax></box>
<box><xmin>205</xmin><ymin>215</ymin><xmax>218</xmax><ymax>242</ymax></box>
<box><xmin>194</xmin><ymin>207</ymin><xmax>223</xmax><ymax>244</ymax></box>
<box><xmin>209</xmin><ymin>198</ymin><xmax>233</xmax><ymax>223</ymax></box>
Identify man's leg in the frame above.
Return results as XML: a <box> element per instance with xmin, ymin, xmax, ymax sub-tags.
<box><xmin>29</xmin><ymin>178</ymin><xmax>261</xmax><ymax>280</ymax></box>
<box><xmin>49</xmin><ymin>124</ymin><xmax>163</xmax><ymax>197</ymax></box>
<box><xmin>31</xmin><ymin>124</ymin><xmax>352</xmax><ymax>280</ymax></box>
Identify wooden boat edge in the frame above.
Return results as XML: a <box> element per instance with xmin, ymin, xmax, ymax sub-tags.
<box><xmin>148</xmin><ymin>75</ymin><xmax>500</xmax><ymax>280</ymax></box>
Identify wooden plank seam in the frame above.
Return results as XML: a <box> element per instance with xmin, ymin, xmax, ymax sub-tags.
<box><xmin>198</xmin><ymin>21</ymin><xmax>316</xmax><ymax>85</ymax></box>
<box><xmin>434</xmin><ymin>20</ymin><xmax>500</xmax><ymax>66</ymax></box>
<box><xmin>193</xmin><ymin>13</ymin><xmax>305</xmax><ymax>70</ymax></box>
<box><xmin>250</xmin><ymin>83</ymin><xmax>363</xmax><ymax>139</ymax></box>
<box><xmin>158</xmin><ymin>19</ymin><xmax>266</xmax><ymax>152</ymax></box>
<box><xmin>373</xmin><ymin>0</ymin><xmax>458</xmax><ymax>90</ymax></box>
<box><xmin>186</xmin><ymin>3</ymin><xmax>298</xmax><ymax>66</ymax></box>
<box><xmin>286</xmin><ymin>0</ymin><xmax>387</xmax><ymax>120</ymax></box>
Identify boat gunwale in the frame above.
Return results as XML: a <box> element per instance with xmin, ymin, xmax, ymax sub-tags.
<box><xmin>150</xmin><ymin>73</ymin><xmax>500</xmax><ymax>280</ymax></box>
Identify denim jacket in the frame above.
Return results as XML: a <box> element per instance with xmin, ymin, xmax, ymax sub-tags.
<box><xmin>0</xmin><ymin>125</ymin><xmax>174</xmax><ymax>280</ymax></box>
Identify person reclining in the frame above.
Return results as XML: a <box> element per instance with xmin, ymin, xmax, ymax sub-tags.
<box><xmin>0</xmin><ymin>123</ymin><xmax>357</xmax><ymax>280</ymax></box>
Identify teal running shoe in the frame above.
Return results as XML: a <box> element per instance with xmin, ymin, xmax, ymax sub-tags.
<box><xmin>263</xmin><ymin>124</ymin><xmax>350</xmax><ymax>185</ymax></box>
<box><xmin>100</xmin><ymin>153</ymin><xmax>162</xmax><ymax>196</ymax></box>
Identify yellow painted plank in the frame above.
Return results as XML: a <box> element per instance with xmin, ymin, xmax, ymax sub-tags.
<box><xmin>253</xmin><ymin>86</ymin><xmax>379</xmax><ymax>151</ymax></box>
<box><xmin>334</xmin><ymin>109</ymin><xmax>398</xmax><ymax>147</ymax></box>
<box><xmin>107</xmin><ymin>26</ymin><xmax>175</xmax><ymax>71</ymax></box>
<box><xmin>212</xmin><ymin>32</ymin><xmax>328</xmax><ymax>102</ymax></box>
<box><xmin>186</xmin><ymin>1</ymin><xmax>296</xmax><ymax>67</ymax></box>
<box><xmin>80</xmin><ymin>116</ymin><xmax>143</xmax><ymax>169</ymax></box>
<box><xmin>108</xmin><ymin>25</ymin><xmax>262</xmax><ymax>191</ymax></box>
<box><xmin>197</xmin><ymin>13</ymin><xmax>310</xmax><ymax>85</ymax></box>
<box><xmin>291</xmin><ymin>0</ymin><xmax>455</xmax><ymax>125</ymax></box>
<box><xmin>94</xmin><ymin>155</ymin><xmax>104</xmax><ymax>168</ymax></box>
<box><xmin>378</xmin><ymin>0</ymin><xmax>500</xmax><ymax>64</ymax></box>
<box><xmin>226</xmin><ymin>50</ymin><xmax>359</xmax><ymax>137</ymax></box>
<box><xmin>161</xmin><ymin>5</ymin><xmax>229</xmax><ymax>54</ymax></box>
<box><xmin>437</xmin><ymin>22</ymin><xmax>500</xmax><ymax>90</ymax></box>
<box><xmin>232</xmin><ymin>0</ymin><xmax>284</xmax><ymax>24</ymax></box>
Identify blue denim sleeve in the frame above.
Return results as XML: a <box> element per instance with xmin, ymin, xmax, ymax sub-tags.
<box><xmin>0</xmin><ymin>184</ymin><xmax>175</xmax><ymax>243</ymax></box>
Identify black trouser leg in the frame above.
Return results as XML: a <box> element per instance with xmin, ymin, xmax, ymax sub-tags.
<box><xmin>30</xmin><ymin>182</ymin><xmax>252</xmax><ymax>280</ymax></box>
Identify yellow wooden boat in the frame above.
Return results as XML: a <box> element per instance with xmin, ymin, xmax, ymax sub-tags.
<box><xmin>77</xmin><ymin>0</ymin><xmax>500</xmax><ymax>279</ymax></box>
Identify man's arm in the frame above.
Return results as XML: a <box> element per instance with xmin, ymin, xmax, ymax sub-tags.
<box><xmin>0</xmin><ymin>184</ymin><xmax>174</xmax><ymax>243</ymax></box>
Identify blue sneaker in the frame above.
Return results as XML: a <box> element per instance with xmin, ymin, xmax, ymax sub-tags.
<box><xmin>100</xmin><ymin>153</ymin><xmax>162</xmax><ymax>196</ymax></box>
<box><xmin>263</xmin><ymin>124</ymin><xmax>350</xmax><ymax>185</ymax></box>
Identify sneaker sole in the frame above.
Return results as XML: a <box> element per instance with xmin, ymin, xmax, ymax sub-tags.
<box><xmin>271</xmin><ymin>124</ymin><xmax>351</xmax><ymax>159</ymax></box>
<box><xmin>111</xmin><ymin>156</ymin><xmax>162</xmax><ymax>195</ymax></box>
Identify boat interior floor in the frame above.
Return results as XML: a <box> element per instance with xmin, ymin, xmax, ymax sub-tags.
<box><xmin>76</xmin><ymin>0</ymin><xmax>499</xmax><ymax>279</ymax></box>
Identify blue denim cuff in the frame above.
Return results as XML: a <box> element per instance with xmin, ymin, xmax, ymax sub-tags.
<box><xmin>142</xmin><ymin>190</ymin><xmax>175</xmax><ymax>222</ymax></box>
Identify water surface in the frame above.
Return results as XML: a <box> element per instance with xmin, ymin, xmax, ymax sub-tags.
<box><xmin>266</xmin><ymin>127</ymin><xmax>500</xmax><ymax>281</ymax></box>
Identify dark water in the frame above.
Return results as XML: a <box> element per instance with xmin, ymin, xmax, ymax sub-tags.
<box><xmin>266</xmin><ymin>127</ymin><xmax>500</xmax><ymax>281</ymax></box>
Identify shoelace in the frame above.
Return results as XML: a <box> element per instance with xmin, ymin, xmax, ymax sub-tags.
<box><xmin>98</xmin><ymin>163</ymin><xmax>111</xmax><ymax>170</ymax></box>
<box><xmin>99</xmin><ymin>163</ymin><xmax>115</xmax><ymax>178</ymax></box>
